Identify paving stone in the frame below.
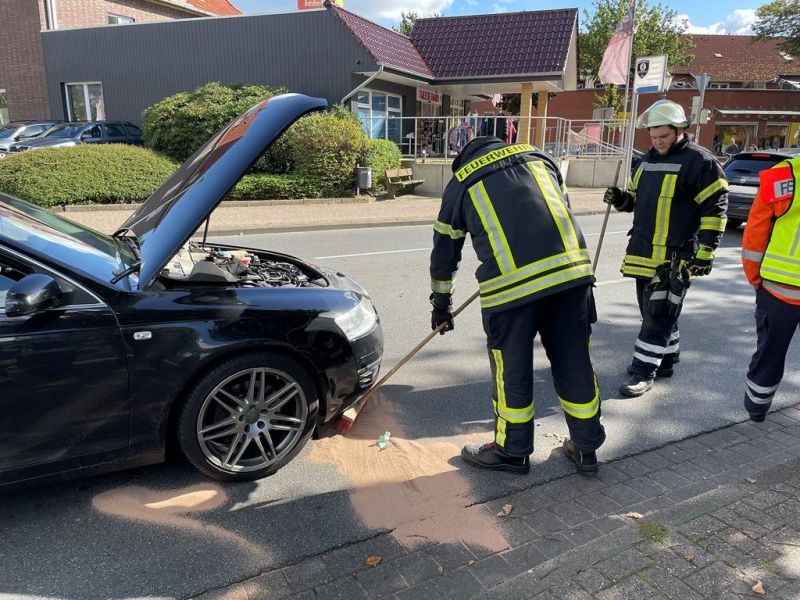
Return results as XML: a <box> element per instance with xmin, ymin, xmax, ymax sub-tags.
<box><xmin>636</xmin><ymin>451</ymin><xmax>673</xmax><ymax>471</ymax></box>
<box><xmin>355</xmin><ymin>562</ymin><xmax>409</xmax><ymax>597</ymax></box>
<box><xmin>667</xmin><ymin>543</ymin><xmax>717</xmax><ymax>571</ymax></box>
<box><xmin>427</xmin><ymin>542</ymin><xmax>477</xmax><ymax>572</ymax></box>
<box><xmin>572</xmin><ymin>567</ymin><xmax>613</xmax><ymax>593</ymax></box>
<box><xmin>742</xmin><ymin>489</ymin><xmax>791</xmax><ymax>510</ymax></box>
<box><xmin>729</xmin><ymin>500</ymin><xmax>788</xmax><ymax>531</ymax></box>
<box><xmin>626</xmin><ymin>494</ymin><xmax>676</xmax><ymax>516</ymax></box>
<box><xmin>649</xmin><ymin>547</ymin><xmax>701</xmax><ymax>578</ymax></box>
<box><xmin>193</xmin><ymin>584</ymin><xmax>249</xmax><ymax>600</ymax></box>
<box><xmin>321</xmin><ymin>535</ymin><xmax>406</xmax><ymax>574</ymax></box>
<box><xmin>556</xmin><ymin>499</ymin><xmax>596</xmax><ymax>527</ymax></box>
<box><xmin>677</xmin><ymin>515</ymin><xmax>727</xmax><ymax>542</ymax></box>
<box><xmin>771</xmin><ymin>411</ymin><xmax>800</xmax><ymax>427</ymax></box>
<box><xmin>696</xmin><ymin>429</ymin><xmax>736</xmax><ymax>449</ymax></box>
<box><xmin>639</xmin><ymin>565</ymin><xmax>704</xmax><ymax>600</ymax></box>
<box><xmin>500</xmin><ymin>542</ymin><xmax>548</xmax><ymax>572</ymax></box>
<box><xmin>568</xmin><ymin>473</ymin><xmax>607</xmax><ymax>494</ymax></box>
<box><xmin>575</xmin><ymin>492</ymin><xmax>623</xmax><ymax>516</ymax></box>
<box><xmin>592</xmin><ymin>515</ymin><xmax>627</xmax><ymax>534</ymax></box>
<box><xmin>594</xmin><ymin>547</ymin><xmax>654</xmax><ymax>581</ymax></box>
<box><xmin>667</xmin><ymin>479</ymin><xmax>718</xmax><ymax>504</ymax></box>
<box><xmin>615</xmin><ymin>457</ymin><xmax>654</xmax><ymax>478</ymax></box>
<box><xmin>240</xmin><ymin>570</ymin><xmax>292</xmax><ymax>600</ymax></box>
<box><xmin>647</xmin><ymin>468</ymin><xmax>691</xmax><ymax>491</ymax></box>
<box><xmin>595</xmin><ymin>465</ymin><xmax>630</xmax><ymax>485</ymax></box>
<box><xmin>431</xmin><ymin>568</ymin><xmax>483</xmax><ymax>600</ymax></box>
<box><xmin>468</xmin><ymin>555</ymin><xmax>517</xmax><ymax>588</ymax></box>
<box><xmin>394</xmin><ymin>580</ymin><xmax>444</xmax><ymax>600</ymax></box>
<box><xmin>391</xmin><ymin>551</ymin><xmax>443</xmax><ymax>587</ymax></box>
<box><xmin>734</xmin><ymin>441</ymin><xmax>774</xmax><ymax>461</ymax></box>
<box><xmin>540</xmin><ymin>477</ymin><xmax>583</xmax><ymax>503</ymax></box>
<box><xmin>622</xmin><ymin>476</ymin><xmax>668</xmax><ymax>499</ymax></box>
<box><xmin>674</xmin><ymin>438</ymin><xmax>710</xmax><ymax>454</ymax></box>
<box><xmin>543</xmin><ymin>580</ymin><xmax>594</xmax><ymax>599</ymax></box>
<box><xmin>710</xmin><ymin>446</ymin><xmax>750</xmax><ymax>468</ymax></box>
<box><xmin>729</xmin><ymin>421</ymin><xmax>765</xmax><ymax>439</ymax></box>
<box><xmin>667</xmin><ymin>462</ymin><xmax>711</xmax><ymax>483</ymax></box>
<box><xmin>537</xmin><ymin>533</ymin><xmax>574</xmax><ymax>558</ymax></box>
<box><xmin>681</xmin><ymin>561</ymin><xmax>753</xmax><ymax>598</ymax></box>
<box><xmin>283</xmin><ymin>558</ymin><xmax>334</xmax><ymax>592</ymax></box>
<box><xmin>509</xmin><ymin>488</ymin><xmax>553</xmax><ymax>515</ymax></box>
<box><xmin>314</xmin><ymin>575</ymin><xmax>368</xmax><ymax>600</ymax></box>
<box><xmin>710</xmin><ymin>507</ymin><xmax>769</xmax><ymax>540</ymax></box>
<box><xmin>595</xmin><ymin>576</ymin><xmax>666</xmax><ymax>599</ymax></box>
<box><xmin>524</xmin><ymin>509</ymin><xmax>569</xmax><ymax>535</ymax></box>
<box><xmin>600</xmin><ymin>482</ymin><xmax>646</xmax><ymax>508</ymax></box>
<box><xmin>561</xmin><ymin>522</ymin><xmax>604</xmax><ymax>548</ymax></box>
<box><xmin>767</xmin><ymin>430</ymin><xmax>800</xmax><ymax>447</ymax></box>
<box><xmin>499</xmin><ymin>517</ymin><xmax>540</xmax><ymax>547</ymax></box>
<box><xmin>689</xmin><ymin>453</ymin><xmax>730</xmax><ymax>474</ymax></box>
<box><xmin>654</xmin><ymin>445</ymin><xmax>692</xmax><ymax>465</ymax></box>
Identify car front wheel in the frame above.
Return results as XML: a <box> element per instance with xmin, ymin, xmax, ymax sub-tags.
<box><xmin>178</xmin><ymin>352</ymin><xmax>318</xmax><ymax>481</ymax></box>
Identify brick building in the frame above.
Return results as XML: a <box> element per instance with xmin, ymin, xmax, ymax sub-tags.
<box><xmin>0</xmin><ymin>0</ymin><xmax>240</xmax><ymax>123</ymax></box>
<box><xmin>549</xmin><ymin>34</ymin><xmax>800</xmax><ymax>155</ymax></box>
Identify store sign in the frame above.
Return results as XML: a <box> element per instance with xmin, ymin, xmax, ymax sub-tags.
<box><xmin>298</xmin><ymin>0</ymin><xmax>343</xmax><ymax>9</ymax></box>
<box><xmin>634</xmin><ymin>55</ymin><xmax>668</xmax><ymax>94</ymax></box>
<box><xmin>417</xmin><ymin>88</ymin><xmax>441</xmax><ymax>106</ymax></box>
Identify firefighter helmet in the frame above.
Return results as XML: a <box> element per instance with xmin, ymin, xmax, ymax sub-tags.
<box><xmin>636</xmin><ymin>99</ymin><xmax>689</xmax><ymax>129</ymax></box>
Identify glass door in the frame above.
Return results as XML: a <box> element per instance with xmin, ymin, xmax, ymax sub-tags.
<box><xmin>65</xmin><ymin>82</ymin><xmax>104</xmax><ymax>121</ymax></box>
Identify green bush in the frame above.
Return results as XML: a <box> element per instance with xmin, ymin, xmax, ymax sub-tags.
<box><xmin>228</xmin><ymin>174</ymin><xmax>313</xmax><ymax>200</ymax></box>
<box><xmin>283</xmin><ymin>107</ymin><xmax>368</xmax><ymax>197</ymax></box>
<box><xmin>142</xmin><ymin>82</ymin><xmax>286</xmax><ymax>166</ymax></box>
<box><xmin>362</xmin><ymin>139</ymin><xmax>402</xmax><ymax>192</ymax></box>
<box><xmin>0</xmin><ymin>145</ymin><xmax>176</xmax><ymax>207</ymax></box>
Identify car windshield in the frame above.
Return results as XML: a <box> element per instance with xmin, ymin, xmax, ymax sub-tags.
<box><xmin>724</xmin><ymin>156</ymin><xmax>785</xmax><ymax>178</ymax></box>
<box><xmin>42</xmin><ymin>124</ymin><xmax>87</xmax><ymax>138</ymax></box>
<box><xmin>0</xmin><ymin>124</ymin><xmax>22</xmax><ymax>138</ymax></box>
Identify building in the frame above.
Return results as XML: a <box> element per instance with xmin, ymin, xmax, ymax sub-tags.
<box><xmin>550</xmin><ymin>34</ymin><xmax>800</xmax><ymax>155</ymax></box>
<box><xmin>31</xmin><ymin>2</ymin><xmax>578</xmax><ymax>154</ymax></box>
<box><xmin>0</xmin><ymin>0</ymin><xmax>241</xmax><ymax>123</ymax></box>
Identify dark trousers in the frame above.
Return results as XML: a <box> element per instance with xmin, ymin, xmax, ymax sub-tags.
<box><xmin>630</xmin><ymin>278</ymin><xmax>681</xmax><ymax>377</ymax></box>
<box><xmin>481</xmin><ymin>284</ymin><xmax>606</xmax><ymax>457</ymax></box>
<box><xmin>745</xmin><ymin>287</ymin><xmax>800</xmax><ymax>415</ymax></box>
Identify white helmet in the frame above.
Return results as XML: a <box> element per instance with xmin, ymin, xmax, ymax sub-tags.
<box><xmin>636</xmin><ymin>99</ymin><xmax>689</xmax><ymax>129</ymax></box>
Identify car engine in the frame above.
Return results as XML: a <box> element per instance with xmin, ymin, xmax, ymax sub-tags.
<box><xmin>159</xmin><ymin>243</ymin><xmax>318</xmax><ymax>288</ymax></box>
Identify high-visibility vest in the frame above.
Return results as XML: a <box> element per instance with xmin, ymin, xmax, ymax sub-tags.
<box><xmin>760</xmin><ymin>157</ymin><xmax>800</xmax><ymax>289</ymax></box>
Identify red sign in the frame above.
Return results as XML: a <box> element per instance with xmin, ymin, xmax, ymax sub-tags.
<box><xmin>417</xmin><ymin>88</ymin><xmax>441</xmax><ymax>105</ymax></box>
<box><xmin>760</xmin><ymin>166</ymin><xmax>795</xmax><ymax>204</ymax></box>
<box><xmin>298</xmin><ymin>0</ymin><xmax>343</xmax><ymax>9</ymax></box>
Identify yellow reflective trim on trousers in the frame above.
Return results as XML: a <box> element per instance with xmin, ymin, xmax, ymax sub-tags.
<box><xmin>433</xmin><ymin>220</ymin><xmax>466</xmax><ymax>239</ymax></box>
<box><xmin>491</xmin><ymin>349</ymin><xmax>534</xmax><ymax>424</ymax></box>
<box><xmin>480</xmin><ymin>262</ymin><xmax>593</xmax><ymax>309</ymax></box>
<box><xmin>559</xmin><ymin>378</ymin><xmax>600</xmax><ymax>419</ymax></box>
<box><xmin>495</xmin><ymin>416</ymin><xmax>507</xmax><ymax>447</ymax></box>
<box><xmin>469</xmin><ymin>181</ymin><xmax>517</xmax><ymax>274</ymax></box>
<box><xmin>527</xmin><ymin>161</ymin><xmax>580</xmax><ymax>252</ymax></box>
<box><xmin>479</xmin><ymin>248</ymin><xmax>591</xmax><ymax>295</ymax></box>
<box><xmin>492</xmin><ymin>349</ymin><xmax>508</xmax><ymax>446</ymax></box>
<box><xmin>694</xmin><ymin>178</ymin><xmax>729</xmax><ymax>205</ymax></box>
<box><xmin>431</xmin><ymin>278</ymin><xmax>454</xmax><ymax>294</ymax></box>
<box><xmin>454</xmin><ymin>143</ymin><xmax>535</xmax><ymax>182</ymax></box>
<box><xmin>700</xmin><ymin>216</ymin><xmax>727</xmax><ymax>231</ymax></box>
<box><xmin>652</xmin><ymin>174</ymin><xmax>677</xmax><ymax>262</ymax></box>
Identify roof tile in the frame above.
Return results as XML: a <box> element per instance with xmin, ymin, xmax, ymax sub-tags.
<box><xmin>674</xmin><ymin>35</ymin><xmax>799</xmax><ymax>81</ymax></box>
<box><xmin>186</xmin><ymin>0</ymin><xmax>241</xmax><ymax>16</ymax></box>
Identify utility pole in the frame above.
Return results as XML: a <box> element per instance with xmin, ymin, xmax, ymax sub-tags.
<box><xmin>692</xmin><ymin>73</ymin><xmax>711</xmax><ymax>144</ymax></box>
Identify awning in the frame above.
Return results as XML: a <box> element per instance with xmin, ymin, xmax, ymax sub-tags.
<box><xmin>716</xmin><ymin>109</ymin><xmax>800</xmax><ymax>117</ymax></box>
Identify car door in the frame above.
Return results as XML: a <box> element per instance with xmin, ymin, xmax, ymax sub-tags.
<box><xmin>0</xmin><ymin>248</ymin><xmax>130</xmax><ymax>474</ymax></box>
<box><xmin>103</xmin><ymin>122</ymin><xmax>130</xmax><ymax>145</ymax></box>
<box><xmin>80</xmin><ymin>124</ymin><xmax>104</xmax><ymax>145</ymax></box>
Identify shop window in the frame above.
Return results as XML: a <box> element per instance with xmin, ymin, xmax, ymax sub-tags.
<box><xmin>355</xmin><ymin>89</ymin><xmax>403</xmax><ymax>143</ymax></box>
<box><xmin>108</xmin><ymin>14</ymin><xmax>134</xmax><ymax>24</ymax></box>
<box><xmin>712</xmin><ymin>123</ymin><xmax>757</xmax><ymax>156</ymax></box>
<box><xmin>0</xmin><ymin>90</ymin><xmax>8</xmax><ymax>125</ymax></box>
<box><xmin>758</xmin><ymin>124</ymin><xmax>789</xmax><ymax>150</ymax></box>
<box><xmin>65</xmin><ymin>82</ymin><xmax>105</xmax><ymax>121</ymax></box>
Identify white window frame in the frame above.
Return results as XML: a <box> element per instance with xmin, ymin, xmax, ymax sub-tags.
<box><xmin>355</xmin><ymin>89</ymin><xmax>403</xmax><ymax>141</ymax></box>
<box><xmin>108</xmin><ymin>14</ymin><xmax>135</xmax><ymax>24</ymax></box>
<box><xmin>64</xmin><ymin>82</ymin><xmax>103</xmax><ymax>121</ymax></box>
<box><xmin>708</xmin><ymin>82</ymin><xmax>730</xmax><ymax>89</ymax></box>
<box><xmin>0</xmin><ymin>89</ymin><xmax>8</xmax><ymax>125</ymax></box>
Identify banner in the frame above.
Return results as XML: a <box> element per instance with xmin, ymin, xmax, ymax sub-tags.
<box><xmin>298</xmin><ymin>0</ymin><xmax>343</xmax><ymax>9</ymax></box>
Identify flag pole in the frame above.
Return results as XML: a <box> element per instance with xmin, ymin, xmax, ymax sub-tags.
<box><xmin>620</xmin><ymin>0</ymin><xmax>636</xmax><ymax>193</ymax></box>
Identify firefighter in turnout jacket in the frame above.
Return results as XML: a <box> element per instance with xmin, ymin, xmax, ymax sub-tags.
<box><xmin>429</xmin><ymin>137</ymin><xmax>606</xmax><ymax>474</ymax></box>
<box><xmin>741</xmin><ymin>157</ymin><xmax>800</xmax><ymax>421</ymax></box>
<box><xmin>604</xmin><ymin>100</ymin><xmax>728</xmax><ymax>397</ymax></box>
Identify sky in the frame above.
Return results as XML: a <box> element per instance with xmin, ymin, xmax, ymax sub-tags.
<box><xmin>229</xmin><ymin>0</ymin><xmax>765</xmax><ymax>35</ymax></box>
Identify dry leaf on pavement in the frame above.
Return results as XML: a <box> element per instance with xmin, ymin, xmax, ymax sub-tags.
<box><xmin>625</xmin><ymin>512</ymin><xmax>644</xmax><ymax>519</ymax></box>
<box><xmin>682</xmin><ymin>553</ymin><xmax>695</xmax><ymax>562</ymax></box>
<box><xmin>745</xmin><ymin>478</ymin><xmax>758</xmax><ymax>484</ymax></box>
<box><xmin>752</xmin><ymin>580</ymin><xmax>765</xmax><ymax>595</ymax></box>
<box><xmin>365</xmin><ymin>556</ymin><xmax>382</xmax><ymax>567</ymax></box>
<box><xmin>497</xmin><ymin>504</ymin><xmax>513</xmax><ymax>517</ymax></box>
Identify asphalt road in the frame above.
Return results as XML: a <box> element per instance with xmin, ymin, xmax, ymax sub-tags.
<box><xmin>2</xmin><ymin>215</ymin><xmax>798</xmax><ymax>600</ymax></box>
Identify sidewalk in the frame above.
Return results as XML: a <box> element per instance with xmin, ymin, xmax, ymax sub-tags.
<box><xmin>54</xmin><ymin>189</ymin><xmax>608</xmax><ymax>236</ymax></box>
<box><xmin>195</xmin><ymin>406</ymin><xmax>800</xmax><ymax>600</ymax></box>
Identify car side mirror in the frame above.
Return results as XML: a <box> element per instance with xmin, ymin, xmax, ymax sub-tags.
<box><xmin>5</xmin><ymin>274</ymin><xmax>64</xmax><ymax>317</ymax></box>
<box><xmin>80</xmin><ymin>132</ymin><xmax>91</xmax><ymax>140</ymax></box>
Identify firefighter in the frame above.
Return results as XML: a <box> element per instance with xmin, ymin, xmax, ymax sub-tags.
<box><xmin>429</xmin><ymin>136</ymin><xmax>605</xmax><ymax>475</ymax></box>
<box><xmin>741</xmin><ymin>157</ymin><xmax>800</xmax><ymax>421</ymax></box>
<box><xmin>604</xmin><ymin>99</ymin><xmax>728</xmax><ymax>397</ymax></box>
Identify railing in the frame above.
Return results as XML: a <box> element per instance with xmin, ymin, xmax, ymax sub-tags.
<box><xmin>357</xmin><ymin>115</ymin><xmax>633</xmax><ymax>162</ymax></box>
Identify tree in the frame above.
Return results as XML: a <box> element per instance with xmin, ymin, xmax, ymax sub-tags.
<box><xmin>581</xmin><ymin>0</ymin><xmax>694</xmax><ymax>110</ymax></box>
<box><xmin>393</xmin><ymin>10</ymin><xmax>443</xmax><ymax>36</ymax></box>
<box><xmin>753</xmin><ymin>0</ymin><xmax>800</xmax><ymax>56</ymax></box>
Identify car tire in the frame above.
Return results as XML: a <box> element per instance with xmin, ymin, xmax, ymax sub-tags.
<box><xmin>177</xmin><ymin>351</ymin><xmax>318</xmax><ymax>482</ymax></box>
<box><xmin>726</xmin><ymin>218</ymin><xmax>744</xmax><ymax>230</ymax></box>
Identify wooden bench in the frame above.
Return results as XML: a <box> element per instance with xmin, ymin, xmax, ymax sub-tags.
<box><xmin>384</xmin><ymin>168</ymin><xmax>425</xmax><ymax>199</ymax></box>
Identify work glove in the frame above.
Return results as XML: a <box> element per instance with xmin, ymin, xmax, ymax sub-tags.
<box><xmin>430</xmin><ymin>293</ymin><xmax>454</xmax><ymax>334</ymax></box>
<box><xmin>666</xmin><ymin>260</ymin><xmax>691</xmax><ymax>319</ymax></box>
<box><xmin>688</xmin><ymin>245</ymin><xmax>714</xmax><ymax>277</ymax></box>
<box><xmin>603</xmin><ymin>187</ymin><xmax>627</xmax><ymax>209</ymax></box>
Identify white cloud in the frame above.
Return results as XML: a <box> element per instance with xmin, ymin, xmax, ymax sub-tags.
<box><xmin>675</xmin><ymin>8</ymin><xmax>757</xmax><ymax>35</ymax></box>
<box><xmin>344</xmin><ymin>0</ymin><xmax>454</xmax><ymax>21</ymax></box>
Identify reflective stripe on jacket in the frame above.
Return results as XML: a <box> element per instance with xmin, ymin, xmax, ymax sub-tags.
<box><xmin>743</xmin><ymin>157</ymin><xmax>800</xmax><ymax>304</ymax></box>
<box><xmin>621</xmin><ymin>138</ymin><xmax>728</xmax><ymax>279</ymax></box>
<box><xmin>430</xmin><ymin>138</ymin><xmax>594</xmax><ymax>313</ymax></box>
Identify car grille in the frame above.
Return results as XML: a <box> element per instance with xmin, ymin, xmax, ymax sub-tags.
<box><xmin>358</xmin><ymin>359</ymin><xmax>381</xmax><ymax>389</ymax></box>
<box><xmin>9</xmin><ymin>146</ymin><xmax>29</xmax><ymax>153</ymax></box>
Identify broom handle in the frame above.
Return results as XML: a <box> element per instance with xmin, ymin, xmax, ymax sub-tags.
<box><xmin>363</xmin><ymin>289</ymin><xmax>480</xmax><ymax>400</ymax></box>
<box><xmin>593</xmin><ymin>156</ymin><xmax>624</xmax><ymax>270</ymax></box>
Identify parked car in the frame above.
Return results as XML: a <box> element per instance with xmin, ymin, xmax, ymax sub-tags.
<box><xmin>0</xmin><ymin>94</ymin><xmax>383</xmax><ymax>487</ymax></box>
<box><xmin>0</xmin><ymin>120</ymin><xmax>61</xmax><ymax>158</ymax></box>
<box><xmin>723</xmin><ymin>148</ymin><xmax>800</xmax><ymax>229</ymax></box>
<box><xmin>7</xmin><ymin>121</ymin><xmax>143</xmax><ymax>153</ymax></box>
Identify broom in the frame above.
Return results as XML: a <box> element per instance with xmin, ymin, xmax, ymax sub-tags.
<box><xmin>335</xmin><ymin>289</ymin><xmax>480</xmax><ymax>433</ymax></box>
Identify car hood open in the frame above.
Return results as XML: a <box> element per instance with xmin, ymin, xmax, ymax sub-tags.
<box><xmin>117</xmin><ymin>93</ymin><xmax>327</xmax><ymax>289</ymax></box>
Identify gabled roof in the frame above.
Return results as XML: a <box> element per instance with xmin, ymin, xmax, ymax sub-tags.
<box><xmin>673</xmin><ymin>35</ymin><xmax>799</xmax><ymax>81</ymax></box>
<box><xmin>411</xmin><ymin>9</ymin><xmax>578</xmax><ymax>79</ymax></box>
<box><xmin>328</xmin><ymin>4</ymin><xmax>433</xmax><ymax>78</ymax></box>
<box><xmin>186</xmin><ymin>0</ymin><xmax>241</xmax><ymax>16</ymax></box>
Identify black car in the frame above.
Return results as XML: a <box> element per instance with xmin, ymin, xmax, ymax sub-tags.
<box><xmin>0</xmin><ymin>120</ymin><xmax>61</xmax><ymax>158</ymax></box>
<box><xmin>7</xmin><ymin>121</ymin><xmax>143</xmax><ymax>153</ymax></box>
<box><xmin>724</xmin><ymin>149</ymin><xmax>800</xmax><ymax>229</ymax></box>
<box><xmin>0</xmin><ymin>94</ymin><xmax>383</xmax><ymax>486</ymax></box>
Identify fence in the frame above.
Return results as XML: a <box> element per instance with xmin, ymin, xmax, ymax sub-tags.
<box><xmin>357</xmin><ymin>115</ymin><xmax>631</xmax><ymax>162</ymax></box>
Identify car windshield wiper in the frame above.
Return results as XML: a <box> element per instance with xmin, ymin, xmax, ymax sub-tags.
<box><xmin>111</xmin><ymin>262</ymin><xmax>142</xmax><ymax>285</ymax></box>
<box><xmin>110</xmin><ymin>229</ymin><xmax>142</xmax><ymax>284</ymax></box>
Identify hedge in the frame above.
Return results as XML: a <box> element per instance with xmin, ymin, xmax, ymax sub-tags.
<box><xmin>362</xmin><ymin>139</ymin><xmax>403</xmax><ymax>193</ymax></box>
<box><xmin>228</xmin><ymin>174</ymin><xmax>313</xmax><ymax>200</ymax></box>
<box><xmin>0</xmin><ymin>145</ymin><xmax>176</xmax><ymax>207</ymax></box>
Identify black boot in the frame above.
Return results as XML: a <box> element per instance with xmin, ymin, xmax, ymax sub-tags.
<box><xmin>460</xmin><ymin>442</ymin><xmax>530</xmax><ymax>475</ymax></box>
<box><xmin>749</xmin><ymin>412</ymin><xmax>766</xmax><ymax>423</ymax></box>
<box><xmin>619</xmin><ymin>373</ymin><xmax>655</xmax><ymax>397</ymax></box>
<box><xmin>563</xmin><ymin>439</ymin><xmax>598</xmax><ymax>474</ymax></box>
<box><xmin>628</xmin><ymin>364</ymin><xmax>673</xmax><ymax>378</ymax></box>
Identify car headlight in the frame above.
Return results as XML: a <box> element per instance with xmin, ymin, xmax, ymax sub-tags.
<box><xmin>334</xmin><ymin>296</ymin><xmax>377</xmax><ymax>340</ymax></box>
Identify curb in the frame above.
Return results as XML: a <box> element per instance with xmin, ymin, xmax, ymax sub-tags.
<box><xmin>50</xmin><ymin>196</ymin><xmax>391</xmax><ymax>213</ymax></box>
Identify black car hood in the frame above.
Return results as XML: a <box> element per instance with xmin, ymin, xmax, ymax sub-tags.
<box><xmin>117</xmin><ymin>93</ymin><xmax>327</xmax><ymax>289</ymax></box>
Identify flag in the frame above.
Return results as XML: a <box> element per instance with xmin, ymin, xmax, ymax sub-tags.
<box><xmin>598</xmin><ymin>0</ymin><xmax>635</xmax><ymax>85</ymax></box>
